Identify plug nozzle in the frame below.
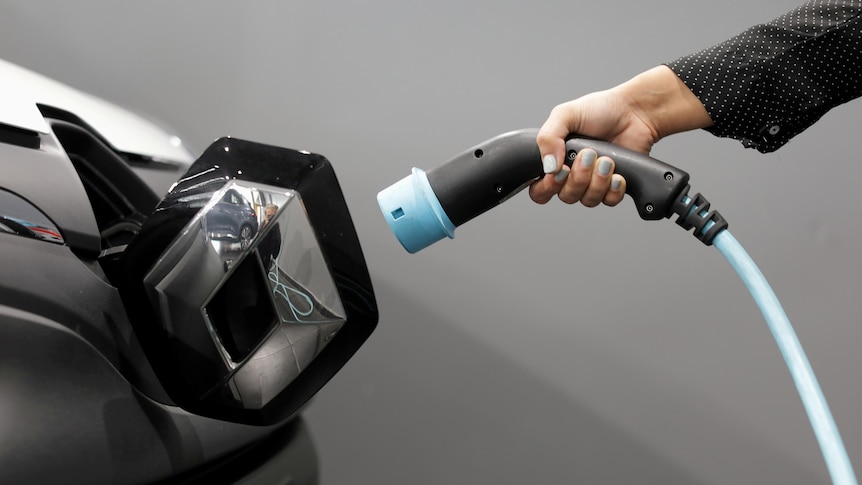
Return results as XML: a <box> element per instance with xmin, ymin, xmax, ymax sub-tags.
<box><xmin>376</xmin><ymin>167</ymin><xmax>455</xmax><ymax>253</ymax></box>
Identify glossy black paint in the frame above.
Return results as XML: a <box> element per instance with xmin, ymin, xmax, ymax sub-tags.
<box><xmin>0</xmin><ymin>300</ymin><xmax>318</xmax><ymax>484</ymax></box>
<box><xmin>1</xmin><ymin>103</ymin><xmax>342</xmax><ymax>482</ymax></box>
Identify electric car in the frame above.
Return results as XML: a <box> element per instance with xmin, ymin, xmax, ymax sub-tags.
<box><xmin>0</xmin><ymin>58</ymin><xmax>377</xmax><ymax>484</ymax></box>
<box><xmin>204</xmin><ymin>188</ymin><xmax>260</xmax><ymax>250</ymax></box>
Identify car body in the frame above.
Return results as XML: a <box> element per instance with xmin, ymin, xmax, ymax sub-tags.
<box><xmin>0</xmin><ymin>58</ymin><xmax>377</xmax><ymax>484</ymax></box>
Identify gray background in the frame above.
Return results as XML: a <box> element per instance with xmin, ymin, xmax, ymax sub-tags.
<box><xmin>3</xmin><ymin>1</ymin><xmax>860</xmax><ymax>483</ymax></box>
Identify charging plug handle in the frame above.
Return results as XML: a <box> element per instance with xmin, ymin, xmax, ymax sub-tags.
<box><xmin>377</xmin><ymin>128</ymin><xmax>698</xmax><ymax>253</ymax></box>
<box><xmin>426</xmin><ymin>128</ymin><xmax>691</xmax><ymax>226</ymax></box>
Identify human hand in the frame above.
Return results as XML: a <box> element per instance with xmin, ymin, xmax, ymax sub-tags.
<box><xmin>529</xmin><ymin>90</ymin><xmax>655</xmax><ymax>207</ymax></box>
<box><xmin>530</xmin><ymin>66</ymin><xmax>712</xmax><ymax>207</ymax></box>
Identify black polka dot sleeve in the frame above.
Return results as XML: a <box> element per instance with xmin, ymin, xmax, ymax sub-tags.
<box><xmin>666</xmin><ymin>0</ymin><xmax>862</xmax><ymax>152</ymax></box>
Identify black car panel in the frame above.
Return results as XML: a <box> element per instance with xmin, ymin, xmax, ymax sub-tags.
<box><xmin>0</xmin><ymin>76</ymin><xmax>377</xmax><ymax>481</ymax></box>
<box><xmin>0</xmin><ymin>127</ymin><xmax>100</xmax><ymax>254</ymax></box>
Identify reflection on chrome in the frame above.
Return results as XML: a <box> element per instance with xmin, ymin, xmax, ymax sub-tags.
<box><xmin>143</xmin><ymin>180</ymin><xmax>346</xmax><ymax>409</ymax></box>
<box><xmin>203</xmin><ymin>187</ymin><xmax>259</xmax><ymax>251</ymax></box>
<box><xmin>269</xmin><ymin>267</ymin><xmax>314</xmax><ymax>322</ymax></box>
<box><xmin>0</xmin><ymin>188</ymin><xmax>64</xmax><ymax>244</ymax></box>
<box><xmin>260</xmin><ymin>195</ymin><xmax>345</xmax><ymax>326</ymax></box>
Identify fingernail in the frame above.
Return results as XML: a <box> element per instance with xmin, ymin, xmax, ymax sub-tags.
<box><xmin>580</xmin><ymin>149</ymin><xmax>596</xmax><ymax>168</ymax></box>
<box><xmin>611</xmin><ymin>175</ymin><xmax>622</xmax><ymax>190</ymax></box>
<box><xmin>542</xmin><ymin>154</ymin><xmax>557</xmax><ymax>174</ymax></box>
<box><xmin>598</xmin><ymin>158</ymin><xmax>612</xmax><ymax>176</ymax></box>
<box><xmin>554</xmin><ymin>167</ymin><xmax>570</xmax><ymax>183</ymax></box>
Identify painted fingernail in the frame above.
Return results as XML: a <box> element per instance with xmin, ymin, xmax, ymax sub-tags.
<box><xmin>542</xmin><ymin>154</ymin><xmax>557</xmax><ymax>174</ymax></box>
<box><xmin>611</xmin><ymin>174</ymin><xmax>622</xmax><ymax>191</ymax></box>
<box><xmin>580</xmin><ymin>149</ymin><xmax>596</xmax><ymax>168</ymax></box>
<box><xmin>598</xmin><ymin>158</ymin><xmax>612</xmax><ymax>176</ymax></box>
<box><xmin>554</xmin><ymin>167</ymin><xmax>570</xmax><ymax>183</ymax></box>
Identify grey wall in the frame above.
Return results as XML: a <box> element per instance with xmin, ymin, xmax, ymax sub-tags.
<box><xmin>3</xmin><ymin>1</ymin><xmax>860</xmax><ymax>483</ymax></box>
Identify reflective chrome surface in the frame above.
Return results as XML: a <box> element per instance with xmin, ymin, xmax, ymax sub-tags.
<box><xmin>144</xmin><ymin>180</ymin><xmax>345</xmax><ymax>409</ymax></box>
<box><xmin>118</xmin><ymin>136</ymin><xmax>377</xmax><ymax>424</ymax></box>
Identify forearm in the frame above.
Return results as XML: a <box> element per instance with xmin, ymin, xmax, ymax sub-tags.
<box><xmin>615</xmin><ymin>65</ymin><xmax>713</xmax><ymax>141</ymax></box>
<box><xmin>666</xmin><ymin>0</ymin><xmax>862</xmax><ymax>152</ymax></box>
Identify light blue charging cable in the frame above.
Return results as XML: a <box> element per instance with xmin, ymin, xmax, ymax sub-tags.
<box><xmin>377</xmin><ymin>128</ymin><xmax>857</xmax><ymax>482</ymax></box>
<box><xmin>709</xmin><ymin>226</ymin><xmax>857</xmax><ymax>484</ymax></box>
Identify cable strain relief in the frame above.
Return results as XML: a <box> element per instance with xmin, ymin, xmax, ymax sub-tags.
<box><xmin>671</xmin><ymin>185</ymin><xmax>729</xmax><ymax>246</ymax></box>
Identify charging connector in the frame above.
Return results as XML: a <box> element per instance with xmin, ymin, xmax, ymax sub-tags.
<box><xmin>377</xmin><ymin>128</ymin><xmax>857</xmax><ymax>483</ymax></box>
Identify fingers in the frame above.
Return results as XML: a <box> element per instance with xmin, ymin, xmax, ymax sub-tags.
<box><xmin>531</xmin><ymin>99</ymin><xmax>626</xmax><ymax>207</ymax></box>
<box><xmin>530</xmin><ymin>104</ymin><xmax>576</xmax><ymax>204</ymax></box>
<box><xmin>531</xmin><ymin>148</ymin><xmax>626</xmax><ymax>207</ymax></box>
<box><xmin>558</xmin><ymin>149</ymin><xmax>599</xmax><ymax>205</ymax></box>
<box><xmin>604</xmin><ymin>174</ymin><xmax>626</xmax><ymax>207</ymax></box>
<box><xmin>528</xmin><ymin>174</ymin><xmax>559</xmax><ymax>205</ymax></box>
<box><xmin>537</xmin><ymin>103</ymin><xmax>577</xmax><ymax>174</ymax></box>
<box><xmin>559</xmin><ymin>150</ymin><xmax>625</xmax><ymax>207</ymax></box>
